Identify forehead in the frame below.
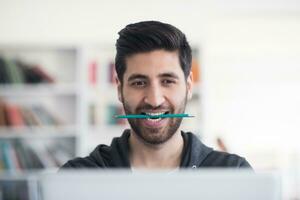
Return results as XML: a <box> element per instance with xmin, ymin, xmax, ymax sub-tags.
<box><xmin>124</xmin><ymin>50</ymin><xmax>184</xmax><ymax>80</ymax></box>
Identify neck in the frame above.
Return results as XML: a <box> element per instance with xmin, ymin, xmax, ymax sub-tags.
<box><xmin>129</xmin><ymin>129</ymin><xmax>184</xmax><ymax>170</ymax></box>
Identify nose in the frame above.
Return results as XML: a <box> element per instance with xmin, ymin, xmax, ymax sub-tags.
<box><xmin>144</xmin><ymin>83</ymin><xmax>165</xmax><ymax>107</ymax></box>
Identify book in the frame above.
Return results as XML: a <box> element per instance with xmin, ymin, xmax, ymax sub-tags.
<box><xmin>0</xmin><ymin>57</ymin><xmax>55</xmax><ymax>84</ymax></box>
<box><xmin>43</xmin><ymin>107</ymin><xmax>62</xmax><ymax>126</ymax></box>
<box><xmin>29</xmin><ymin>141</ymin><xmax>58</xmax><ymax>168</ymax></box>
<box><xmin>1</xmin><ymin>141</ymin><xmax>14</xmax><ymax>170</ymax></box>
<box><xmin>14</xmin><ymin>140</ymin><xmax>29</xmax><ymax>169</ymax></box>
<box><xmin>23</xmin><ymin>143</ymin><xmax>44</xmax><ymax>169</ymax></box>
<box><xmin>30</xmin><ymin>105</ymin><xmax>62</xmax><ymax>126</ymax></box>
<box><xmin>0</xmin><ymin>57</ymin><xmax>10</xmax><ymax>83</ymax></box>
<box><xmin>20</xmin><ymin>106</ymin><xmax>42</xmax><ymax>126</ymax></box>
<box><xmin>89</xmin><ymin>61</ymin><xmax>98</xmax><ymax>85</ymax></box>
<box><xmin>17</xmin><ymin>61</ymin><xmax>45</xmax><ymax>84</ymax></box>
<box><xmin>46</xmin><ymin>145</ymin><xmax>72</xmax><ymax>167</ymax></box>
<box><xmin>4</xmin><ymin>59</ymin><xmax>25</xmax><ymax>84</ymax></box>
<box><xmin>44</xmin><ymin>145</ymin><xmax>61</xmax><ymax>167</ymax></box>
<box><xmin>0</xmin><ymin>98</ymin><xmax>7</xmax><ymax>126</ymax></box>
<box><xmin>8</xmin><ymin>141</ymin><xmax>22</xmax><ymax>171</ymax></box>
<box><xmin>14</xmin><ymin>140</ymin><xmax>35</xmax><ymax>169</ymax></box>
<box><xmin>0</xmin><ymin>141</ymin><xmax>5</xmax><ymax>170</ymax></box>
<box><xmin>191</xmin><ymin>58</ymin><xmax>200</xmax><ymax>83</ymax></box>
<box><xmin>89</xmin><ymin>103</ymin><xmax>96</xmax><ymax>125</ymax></box>
<box><xmin>108</xmin><ymin>61</ymin><xmax>117</xmax><ymax>84</ymax></box>
<box><xmin>191</xmin><ymin>48</ymin><xmax>201</xmax><ymax>83</ymax></box>
<box><xmin>30</xmin><ymin>65</ymin><xmax>55</xmax><ymax>83</ymax></box>
<box><xmin>4</xmin><ymin>104</ymin><xmax>25</xmax><ymax>127</ymax></box>
<box><xmin>0</xmin><ymin>99</ymin><xmax>65</xmax><ymax>128</ymax></box>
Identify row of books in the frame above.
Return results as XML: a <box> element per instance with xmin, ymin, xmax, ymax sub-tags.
<box><xmin>0</xmin><ymin>139</ymin><xmax>74</xmax><ymax>171</ymax></box>
<box><xmin>0</xmin><ymin>99</ymin><xmax>62</xmax><ymax>127</ymax></box>
<box><xmin>0</xmin><ymin>56</ymin><xmax>54</xmax><ymax>84</ymax></box>
<box><xmin>88</xmin><ymin>60</ymin><xmax>117</xmax><ymax>85</ymax></box>
<box><xmin>89</xmin><ymin>103</ymin><xmax>126</xmax><ymax>126</ymax></box>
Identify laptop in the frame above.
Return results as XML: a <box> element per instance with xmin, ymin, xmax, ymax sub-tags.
<box><xmin>40</xmin><ymin>169</ymin><xmax>281</xmax><ymax>200</ymax></box>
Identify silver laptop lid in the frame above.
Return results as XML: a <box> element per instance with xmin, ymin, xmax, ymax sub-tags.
<box><xmin>41</xmin><ymin>169</ymin><xmax>281</xmax><ymax>200</ymax></box>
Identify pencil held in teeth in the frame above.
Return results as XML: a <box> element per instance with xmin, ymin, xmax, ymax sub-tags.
<box><xmin>114</xmin><ymin>113</ymin><xmax>195</xmax><ymax>119</ymax></box>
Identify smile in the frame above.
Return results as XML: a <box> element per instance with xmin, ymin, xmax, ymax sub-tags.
<box><xmin>141</xmin><ymin>111</ymin><xmax>169</xmax><ymax>120</ymax></box>
<box><xmin>140</xmin><ymin>111</ymin><xmax>169</xmax><ymax>128</ymax></box>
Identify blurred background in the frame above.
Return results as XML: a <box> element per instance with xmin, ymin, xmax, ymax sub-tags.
<box><xmin>0</xmin><ymin>0</ymin><xmax>299</xmax><ymax>190</ymax></box>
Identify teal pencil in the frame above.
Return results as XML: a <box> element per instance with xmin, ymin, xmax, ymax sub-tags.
<box><xmin>115</xmin><ymin>113</ymin><xmax>194</xmax><ymax>119</ymax></box>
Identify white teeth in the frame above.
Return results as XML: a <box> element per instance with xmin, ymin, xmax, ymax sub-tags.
<box><xmin>143</xmin><ymin>112</ymin><xmax>166</xmax><ymax>122</ymax></box>
<box><xmin>145</xmin><ymin>112</ymin><xmax>164</xmax><ymax>116</ymax></box>
<box><xmin>146</xmin><ymin>118</ymin><xmax>161</xmax><ymax>122</ymax></box>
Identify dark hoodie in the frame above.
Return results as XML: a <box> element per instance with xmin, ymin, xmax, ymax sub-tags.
<box><xmin>61</xmin><ymin>129</ymin><xmax>251</xmax><ymax>169</ymax></box>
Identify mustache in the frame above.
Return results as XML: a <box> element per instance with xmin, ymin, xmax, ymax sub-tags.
<box><xmin>136</xmin><ymin>103</ymin><xmax>171</xmax><ymax>112</ymax></box>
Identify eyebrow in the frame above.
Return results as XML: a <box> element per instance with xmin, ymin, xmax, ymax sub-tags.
<box><xmin>127</xmin><ymin>72</ymin><xmax>179</xmax><ymax>82</ymax></box>
<box><xmin>158</xmin><ymin>72</ymin><xmax>179</xmax><ymax>79</ymax></box>
<box><xmin>127</xmin><ymin>74</ymin><xmax>148</xmax><ymax>82</ymax></box>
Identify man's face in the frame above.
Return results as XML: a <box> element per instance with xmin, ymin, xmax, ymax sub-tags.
<box><xmin>117</xmin><ymin>50</ymin><xmax>193</xmax><ymax>145</ymax></box>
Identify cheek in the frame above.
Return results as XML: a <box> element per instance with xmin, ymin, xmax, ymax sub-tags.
<box><xmin>166</xmin><ymin>86</ymin><xmax>187</xmax><ymax>106</ymax></box>
<box><xmin>122</xmin><ymin>89</ymin><xmax>142</xmax><ymax>108</ymax></box>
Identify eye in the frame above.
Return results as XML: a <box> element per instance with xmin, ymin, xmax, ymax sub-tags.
<box><xmin>162</xmin><ymin>79</ymin><xmax>176</xmax><ymax>86</ymax></box>
<box><xmin>131</xmin><ymin>80</ymin><xmax>147</xmax><ymax>88</ymax></box>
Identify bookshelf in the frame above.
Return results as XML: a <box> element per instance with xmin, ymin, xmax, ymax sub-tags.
<box><xmin>0</xmin><ymin>44</ymin><xmax>203</xmax><ymax>171</ymax></box>
<box><xmin>0</xmin><ymin>45</ymin><xmax>80</xmax><ymax>171</ymax></box>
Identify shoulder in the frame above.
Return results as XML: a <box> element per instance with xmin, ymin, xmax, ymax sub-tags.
<box><xmin>181</xmin><ymin>131</ymin><xmax>251</xmax><ymax>168</ymax></box>
<box><xmin>60</xmin><ymin>130</ymin><xmax>131</xmax><ymax>170</ymax></box>
<box><xmin>60</xmin><ymin>157</ymin><xmax>100</xmax><ymax>169</ymax></box>
<box><xmin>60</xmin><ymin>144</ymin><xmax>111</xmax><ymax>169</ymax></box>
<box><xmin>200</xmin><ymin>150</ymin><xmax>252</xmax><ymax>168</ymax></box>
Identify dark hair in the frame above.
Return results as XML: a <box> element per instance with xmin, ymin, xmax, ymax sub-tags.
<box><xmin>115</xmin><ymin>21</ymin><xmax>192</xmax><ymax>83</ymax></box>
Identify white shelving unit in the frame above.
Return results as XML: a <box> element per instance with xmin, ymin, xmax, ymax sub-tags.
<box><xmin>0</xmin><ymin>45</ymin><xmax>81</xmax><ymax>170</ymax></box>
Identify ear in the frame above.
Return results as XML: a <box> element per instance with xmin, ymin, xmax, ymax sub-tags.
<box><xmin>116</xmin><ymin>77</ymin><xmax>122</xmax><ymax>102</ymax></box>
<box><xmin>187</xmin><ymin>71</ymin><xmax>193</xmax><ymax>100</ymax></box>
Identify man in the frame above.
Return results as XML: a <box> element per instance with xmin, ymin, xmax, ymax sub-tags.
<box><xmin>61</xmin><ymin>21</ymin><xmax>251</xmax><ymax>169</ymax></box>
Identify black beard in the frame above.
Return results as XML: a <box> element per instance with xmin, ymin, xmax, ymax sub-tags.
<box><xmin>121</xmin><ymin>92</ymin><xmax>187</xmax><ymax>145</ymax></box>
